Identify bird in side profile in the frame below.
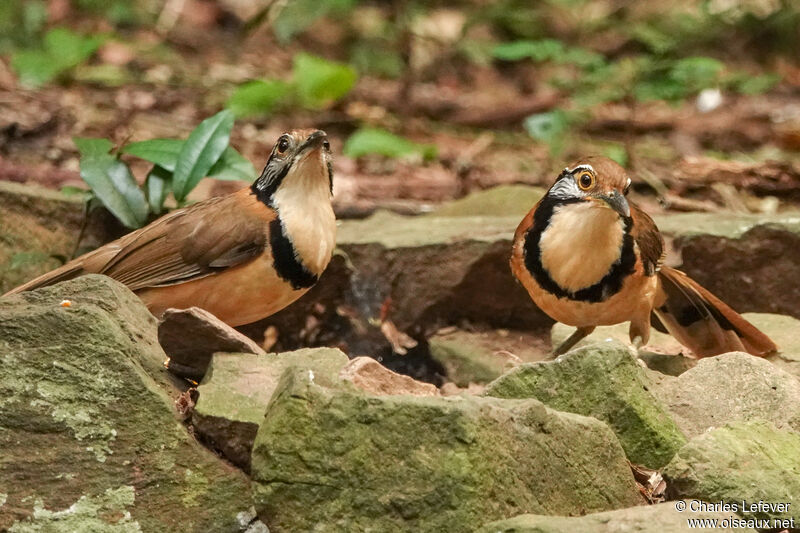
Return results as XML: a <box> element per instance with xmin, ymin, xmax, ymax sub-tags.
<box><xmin>4</xmin><ymin>129</ymin><xmax>336</xmax><ymax>327</ymax></box>
<box><xmin>511</xmin><ymin>156</ymin><xmax>777</xmax><ymax>358</ymax></box>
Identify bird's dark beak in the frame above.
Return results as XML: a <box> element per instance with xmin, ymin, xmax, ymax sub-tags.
<box><xmin>601</xmin><ymin>191</ymin><xmax>630</xmax><ymax>218</ymax></box>
<box><xmin>298</xmin><ymin>130</ymin><xmax>327</xmax><ymax>154</ymax></box>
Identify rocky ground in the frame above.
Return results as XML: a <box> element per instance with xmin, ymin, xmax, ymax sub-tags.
<box><xmin>2</xmin><ymin>181</ymin><xmax>800</xmax><ymax>532</ymax></box>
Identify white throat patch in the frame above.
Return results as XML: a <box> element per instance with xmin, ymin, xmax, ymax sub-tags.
<box><xmin>271</xmin><ymin>153</ymin><xmax>336</xmax><ymax>275</ymax></box>
<box><xmin>538</xmin><ymin>202</ymin><xmax>625</xmax><ymax>292</ymax></box>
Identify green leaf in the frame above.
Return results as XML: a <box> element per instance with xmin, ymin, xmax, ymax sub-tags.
<box><xmin>172</xmin><ymin>110</ymin><xmax>235</xmax><ymax>202</ymax></box>
<box><xmin>74</xmin><ymin>137</ymin><xmax>113</xmax><ymax>157</ymax></box>
<box><xmin>523</xmin><ymin>110</ymin><xmax>569</xmax><ymax>143</ymax></box>
<box><xmin>350</xmin><ymin>43</ymin><xmax>405</xmax><ymax>78</ymax></box>
<box><xmin>122</xmin><ymin>138</ymin><xmax>184</xmax><ymax>171</ymax></box>
<box><xmin>602</xmin><ymin>144</ymin><xmax>629</xmax><ymax>167</ymax></box>
<box><xmin>208</xmin><ymin>147</ymin><xmax>257</xmax><ymax>182</ymax></box>
<box><xmin>59</xmin><ymin>185</ymin><xmax>90</xmax><ymax>197</ymax></box>
<box><xmin>227</xmin><ymin>79</ymin><xmax>291</xmax><ymax>118</ymax></box>
<box><xmin>44</xmin><ymin>28</ymin><xmax>102</xmax><ymax>67</ymax></box>
<box><xmin>11</xmin><ymin>27</ymin><xmax>102</xmax><ymax>87</ymax></box>
<box><xmin>11</xmin><ymin>50</ymin><xmax>61</xmax><ymax>87</ymax></box>
<box><xmin>293</xmin><ymin>53</ymin><xmax>357</xmax><ymax>109</ymax></box>
<box><xmin>634</xmin><ymin>78</ymin><xmax>685</xmax><ymax>102</ymax></box>
<box><xmin>270</xmin><ymin>0</ymin><xmax>355</xmax><ymax>43</ymax></box>
<box><xmin>343</xmin><ymin>128</ymin><xmax>437</xmax><ymax>160</ymax></box>
<box><xmin>559</xmin><ymin>47</ymin><xmax>606</xmax><ymax>69</ymax></box>
<box><xmin>492</xmin><ymin>39</ymin><xmax>564</xmax><ymax>62</ymax></box>
<box><xmin>9</xmin><ymin>251</ymin><xmax>53</xmax><ymax>270</ymax></box>
<box><xmin>146</xmin><ymin>165</ymin><xmax>171</xmax><ymax>215</ymax></box>
<box><xmin>670</xmin><ymin>57</ymin><xmax>724</xmax><ymax>91</ymax></box>
<box><xmin>733</xmin><ymin>73</ymin><xmax>780</xmax><ymax>95</ymax></box>
<box><xmin>79</xmin><ymin>153</ymin><xmax>148</xmax><ymax>229</ymax></box>
<box><xmin>630</xmin><ymin>23</ymin><xmax>677</xmax><ymax>55</ymax></box>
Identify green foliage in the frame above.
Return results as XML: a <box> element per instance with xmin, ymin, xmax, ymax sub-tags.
<box><xmin>344</xmin><ymin>128</ymin><xmax>437</xmax><ymax>160</ymax></box>
<box><xmin>171</xmin><ymin>110</ymin><xmax>235</xmax><ymax>202</ymax></box>
<box><xmin>294</xmin><ymin>53</ymin><xmax>358</xmax><ymax>109</ymax></box>
<box><xmin>636</xmin><ymin>57</ymin><xmax>724</xmax><ymax>102</ymax></box>
<box><xmin>122</xmin><ymin>139</ymin><xmax>184</xmax><ymax>171</ymax></box>
<box><xmin>227</xmin><ymin>54</ymin><xmax>357</xmax><ymax>118</ymax></box>
<box><xmin>493</xmin><ymin>39</ymin><xmax>565</xmax><ymax>62</ymax></box>
<box><xmin>727</xmin><ymin>73</ymin><xmax>781</xmax><ymax>95</ymax></box>
<box><xmin>208</xmin><ymin>147</ymin><xmax>259</xmax><ymax>182</ymax></box>
<box><xmin>75</xmin><ymin>137</ymin><xmax>149</xmax><ymax>229</ymax></box>
<box><xmin>12</xmin><ymin>28</ymin><xmax>103</xmax><ymax>87</ymax></box>
<box><xmin>495</xmin><ymin>30</ymin><xmax>781</xmax><ymax>151</ymax></box>
<box><xmin>227</xmin><ymin>80</ymin><xmax>291</xmax><ymax>119</ymax></box>
<box><xmin>350</xmin><ymin>42</ymin><xmax>405</xmax><ymax>78</ymax></box>
<box><xmin>74</xmin><ymin>0</ymin><xmax>145</xmax><ymax>26</ymax></box>
<box><xmin>0</xmin><ymin>0</ymin><xmax>46</xmax><ymax>54</ymax></box>
<box><xmin>602</xmin><ymin>144</ymin><xmax>629</xmax><ymax>167</ymax></box>
<box><xmin>145</xmin><ymin>166</ymin><xmax>170</xmax><ymax>216</ymax></box>
<box><xmin>523</xmin><ymin>110</ymin><xmax>571</xmax><ymax>156</ymax></box>
<box><xmin>269</xmin><ymin>0</ymin><xmax>356</xmax><ymax>43</ymax></box>
<box><xmin>78</xmin><ymin>110</ymin><xmax>254</xmax><ymax>228</ymax></box>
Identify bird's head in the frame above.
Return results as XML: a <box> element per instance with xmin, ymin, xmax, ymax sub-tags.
<box><xmin>252</xmin><ymin>129</ymin><xmax>333</xmax><ymax>205</ymax></box>
<box><xmin>546</xmin><ymin>156</ymin><xmax>631</xmax><ymax>218</ymax></box>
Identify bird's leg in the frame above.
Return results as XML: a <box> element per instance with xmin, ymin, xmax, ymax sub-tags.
<box><xmin>552</xmin><ymin>326</ymin><xmax>595</xmax><ymax>356</ymax></box>
<box><xmin>629</xmin><ymin>319</ymin><xmax>650</xmax><ymax>356</ymax></box>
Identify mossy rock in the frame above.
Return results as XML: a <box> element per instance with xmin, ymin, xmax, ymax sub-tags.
<box><xmin>651</xmin><ymin>352</ymin><xmax>800</xmax><ymax>438</ymax></box>
<box><xmin>0</xmin><ymin>276</ymin><xmax>255</xmax><ymax>532</ymax></box>
<box><xmin>428</xmin><ymin>331</ymin><xmax>513</xmax><ymax>386</ymax></box>
<box><xmin>0</xmin><ymin>181</ymin><xmax>85</xmax><ymax>294</ymax></box>
<box><xmin>664</xmin><ymin>421</ymin><xmax>800</xmax><ymax>522</ymax></box>
<box><xmin>0</xmin><ymin>181</ymin><xmax>123</xmax><ymax>295</ymax></box>
<box><xmin>251</xmin><ymin>366</ymin><xmax>642</xmax><ymax>532</ymax></box>
<box><xmin>747</xmin><ymin>313</ymin><xmax>800</xmax><ymax>381</ymax></box>
<box><xmin>430</xmin><ymin>185</ymin><xmax>545</xmax><ymax>218</ymax></box>
<box><xmin>192</xmin><ymin>348</ymin><xmax>349</xmax><ymax>470</ymax></box>
<box><xmin>485</xmin><ymin>340</ymin><xmax>686</xmax><ymax>468</ymax></box>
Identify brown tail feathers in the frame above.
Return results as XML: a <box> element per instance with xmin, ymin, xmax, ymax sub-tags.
<box><xmin>652</xmin><ymin>267</ymin><xmax>777</xmax><ymax>357</ymax></box>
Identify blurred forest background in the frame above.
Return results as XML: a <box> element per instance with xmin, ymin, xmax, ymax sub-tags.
<box><xmin>1</xmin><ymin>0</ymin><xmax>800</xmax><ymax>224</ymax></box>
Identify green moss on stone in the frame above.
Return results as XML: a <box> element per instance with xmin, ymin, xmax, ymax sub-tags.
<box><xmin>431</xmin><ymin>185</ymin><xmax>545</xmax><ymax>218</ymax></box>
<box><xmin>428</xmin><ymin>333</ymin><xmax>509</xmax><ymax>386</ymax></box>
<box><xmin>251</xmin><ymin>366</ymin><xmax>641</xmax><ymax>532</ymax></box>
<box><xmin>337</xmin><ymin>210</ymin><xmax>520</xmax><ymax>248</ymax></box>
<box><xmin>0</xmin><ymin>276</ymin><xmax>253</xmax><ymax>532</ymax></box>
<box><xmin>653</xmin><ymin>212</ymin><xmax>800</xmax><ymax>240</ymax></box>
<box><xmin>664</xmin><ymin>421</ymin><xmax>800</xmax><ymax>522</ymax></box>
<box><xmin>9</xmin><ymin>486</ymin><xmax>141</xmax><ymax>532</ymax></box>
<box><xmin>192</xmin><ymin>348</ymin><xmax>349</xmax><ymax>469</ymax></box>
<box><xmin>486</xmin><ymin>340</ymin><xmax>686</xmax><ymax>468</ymax></box>
<box><xmin>0</xmin><ymin>181</ymin><xmax>85</xmax><ymax>294</ymax></box>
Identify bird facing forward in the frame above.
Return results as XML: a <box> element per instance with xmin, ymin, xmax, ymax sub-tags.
<box><xmin>5</xmin><ymin>129</ymin><xmax>336</xmax><ymax>327</ymax></box>
<box><xmin>511</xmin><ymin>156</ymin><xmax>777</xmax><ymax>357</ymax></box>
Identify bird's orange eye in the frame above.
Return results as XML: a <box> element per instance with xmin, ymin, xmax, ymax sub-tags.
<box><xmin>577</xmin><ymin>171</ymin><xmax>594</xmax><ymax>190</ymax></box>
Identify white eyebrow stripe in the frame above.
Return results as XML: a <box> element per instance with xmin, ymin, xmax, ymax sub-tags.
<box><xmin>569</xmin><ymin>164</ymin><xmax>595</xmax><ymax>174</ymax></box>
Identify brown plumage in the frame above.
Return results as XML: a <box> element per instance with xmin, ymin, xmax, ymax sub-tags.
<box><xmin>511</xmin><ymin>156</ymin><xmax>777</xmax><ymax>357</ymax></box>
<box><xmin>4</xmin><ymin>129</ymin><xmax>337</xmax><ymax>327</ymax></box>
